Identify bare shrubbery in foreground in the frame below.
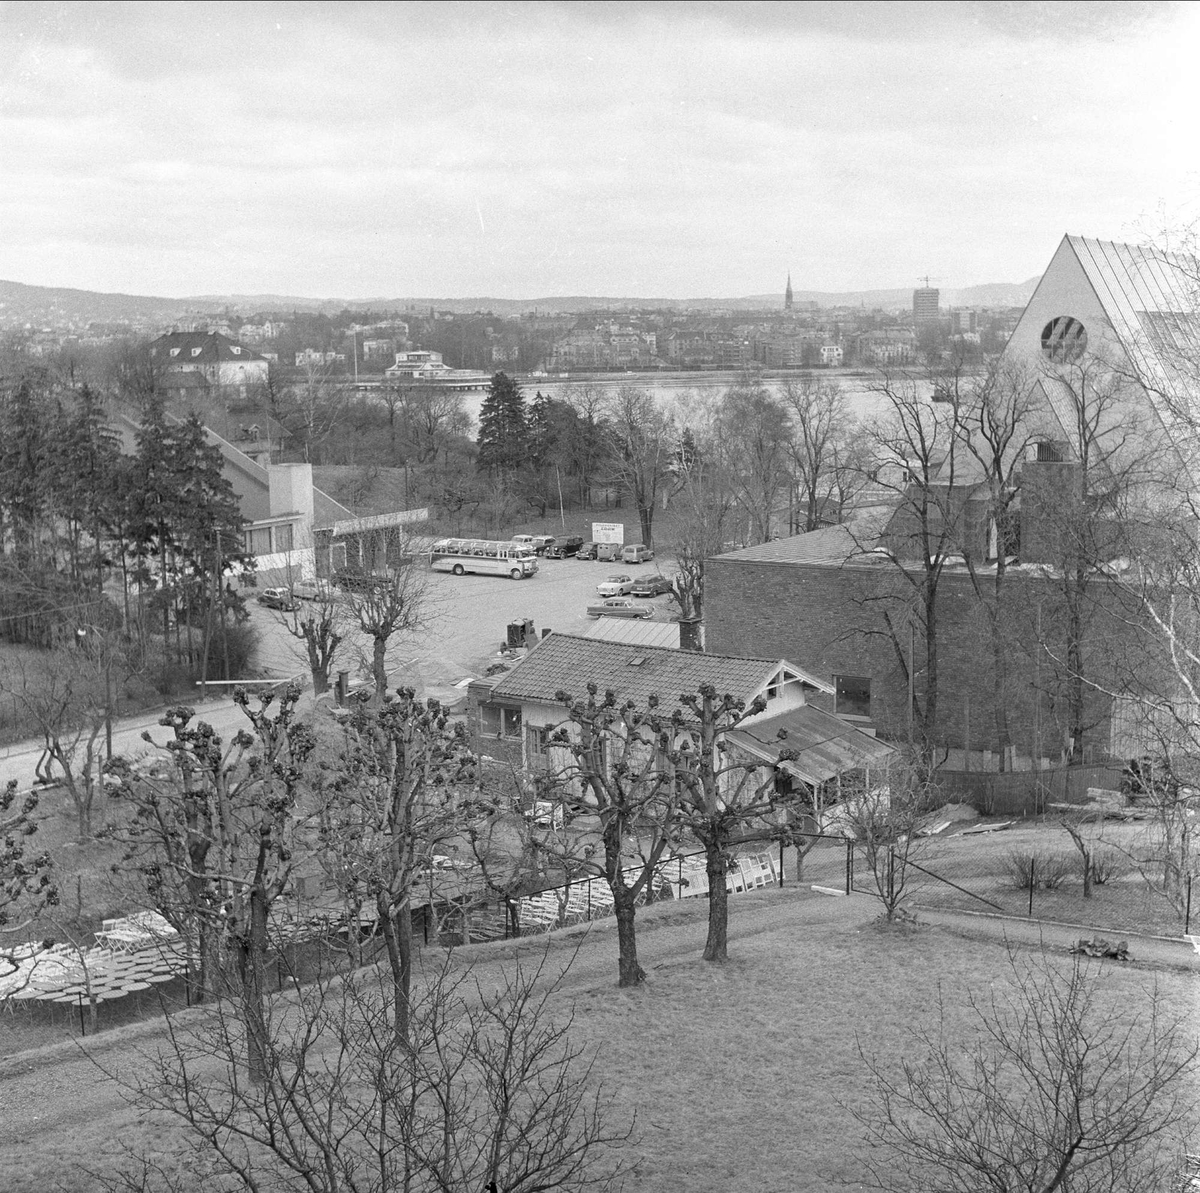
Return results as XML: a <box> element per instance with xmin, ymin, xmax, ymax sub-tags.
<box><xmin>93</xmin><ymin>949</ymin><xmax>633</xmax><ymax>1193</ymax></box>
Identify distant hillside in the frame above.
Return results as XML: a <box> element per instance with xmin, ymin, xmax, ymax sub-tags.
<box><xmin>0</xmin><ymin>276</ymin><xmax>1041</xmax><ymax>328</ymax></box>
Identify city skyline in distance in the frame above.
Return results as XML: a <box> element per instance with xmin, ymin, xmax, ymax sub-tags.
<box><xmin>2</xmin><ymin>2</ymin><xmax>1197</xmax><ymax>300</ymax></box>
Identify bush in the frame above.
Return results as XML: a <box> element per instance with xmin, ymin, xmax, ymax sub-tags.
<box><xmin>1005</xmin><ymin>849</ymin><xmax>1075</xmax><ymax>890</ymax></box>
<box><xmin>1089</xmin><ymin>849</ymin><xmax>1130</xmax><ymax>886</ymax></box>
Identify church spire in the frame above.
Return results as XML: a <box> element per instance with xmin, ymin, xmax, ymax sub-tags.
<box><xmin>784</xmin><ymin>273</ymin><xmax>794</xmax><ymax>311</ymax></box>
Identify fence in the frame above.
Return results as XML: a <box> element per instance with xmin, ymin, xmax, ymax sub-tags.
<box><xmin>849</xmin><ymin>816</ymin><xmax>1197</xmax><ymax>939</ymax></box>
<box><xmin>430</xmin><ymin>837</ymin><xmax>857</xmax><ymax>946</ymax></box>
<box><xmin>932</xmin><ymin>764</ymin><xmax>1125</xmax><ymax>817</ymax></box>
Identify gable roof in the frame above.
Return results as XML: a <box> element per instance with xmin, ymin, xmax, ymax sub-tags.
<box><xmin>1012</xmin><ymin>236</ymin><xmax>1200</xmax><ymax>454</ymax></box>
<box><xmin>151</xmin><ymin>331</ymin><xmax>267</xmax><ymax>365</ymax></box>
<box><xmin>577</xmin><ymin>617</ymin><xmax>687</xmax><ymax>650</ymax></box>
<box><xmin>728</xmin><ymin>704</ymin><xmax>895</xmax><ymax>784</ymax></box>
<box><xmin>488</xmin><ymin>633</ymin><xmax>830</xmax><ymax>715</ymax></box>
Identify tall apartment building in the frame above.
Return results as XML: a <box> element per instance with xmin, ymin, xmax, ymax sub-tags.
<box><xmin>912</xmin><ymin>287</ymin><xmax>940</xmax><ymax>323</ymax></box>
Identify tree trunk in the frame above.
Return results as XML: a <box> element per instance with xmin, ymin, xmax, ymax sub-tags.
<box><xmin>613</xmin><ymin>894</ymin><xmax>645</xmax><ymax>987</ymax></box>
<box><xmin>372</xmin><ymin>633</ymin><xmax>389</xmax><ymax>703</ymax></box>
<box><xmin>702</xmin><ymin>842</ymin><xmax>729</xmax><ymax>962</ymax></box>
<box><xmin>378</xmin><ymin>891</ymin><xmax>413</xmax><ymax>1045</ymax></box>
<box><xmin>236</xmin><ymin>890</ymin><xmax>270</xmax><ymax>1084</ymax></box>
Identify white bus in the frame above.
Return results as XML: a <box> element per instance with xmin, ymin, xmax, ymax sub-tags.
<box><xmin>429</xmin><ymin>538</ymin><xmax>539</xmax><ymax>580</ymax></box>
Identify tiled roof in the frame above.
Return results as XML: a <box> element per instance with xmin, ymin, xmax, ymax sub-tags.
<box><xmin>728</xmin><ymin>705</ymin><xmax>895</xmax><ymax>785</ymax></box>
<box><xmin>577</xmin><ymin>617</ymin><xmax>686</xmax><ymax>649</ymax></box>
<box><xmin>151</xmin><ymin>331</ymin><xmax>267</xmax><ymax>364</ymax></box>
<box><xmin>488</xmin><ymin>633</ymin><xmax>822</xmax><ymax>714</ymax></box>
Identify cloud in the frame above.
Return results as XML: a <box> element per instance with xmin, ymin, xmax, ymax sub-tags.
<box><xmin>1</xmin><ymin>0</ymin><xmax>1198</xmax><ymax>297</ymax></box>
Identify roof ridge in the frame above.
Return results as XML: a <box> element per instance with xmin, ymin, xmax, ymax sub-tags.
<box><xmin>542</xmin><ymin>631</ymin><xmax>781</xmax><ymax>665</ymax></box>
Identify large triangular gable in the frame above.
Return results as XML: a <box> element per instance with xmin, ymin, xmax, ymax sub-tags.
<box><xmin>1004</xmin><ymin>234</ymin><xmax>1200</xmax><ymax>486</ymax></box>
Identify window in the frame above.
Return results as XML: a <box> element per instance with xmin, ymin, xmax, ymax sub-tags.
<box><xmin>1035</xmin><ymin>441</ymin><xmax>1064</xmax><ymax>462</ymax></box>
<box><xmin>480</xmin><ymin>703</ymin><xmax>522</xmax><ymax>739</ymax></box>
<box><xmin>274</xmin><ymin>522</ymin><xmax>294</xmax><ymax>553</ymax></box>
<box><xmin>766</xmin><ymin>670</ymin><xmax>783</xmax><ymax>700</ymax></box>
<box><xmin>1040</xmin><ymin>316</ymin><xmax>1087</xmax><ymax>363</ymax></box>
<box><xmin>232</xmin><ymin>346</ymin><xmax>241</xmax><ymax>355</ymax></box>
<box><xmin>169</xmin><ymin>347</ymin><xmax>180</xmax><ymax>357</ymax></box>
<box><xmin>835</xmin><ymin>675</ymin><xmax>872</xmax><ymax>719</ymax></box>
<box><xmin>527</xmin><ymin>724</ymin><xmax>552</xmax><ymax>758</ymax></box>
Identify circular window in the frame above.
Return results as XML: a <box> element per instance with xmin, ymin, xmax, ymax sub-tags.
<box><xmin>1040</xmin><ymin>316</ymin><xmax>1087</xmax><ymax>363</ymax></box>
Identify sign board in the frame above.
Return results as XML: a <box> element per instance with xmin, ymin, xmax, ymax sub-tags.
<box><xmin>591</xmin><ymin>522</ymin><xmax>625</xmax><ymax>545</ymax></box>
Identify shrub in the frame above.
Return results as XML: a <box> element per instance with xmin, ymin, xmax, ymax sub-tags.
<box><xmin>1089</xmin><ymin>849</ymin><xmax>1130</xmax><ymax>886</ymax></box>
<box><xmin>1005</xmin><ymin>849</ymin><xmax>1075</xmax><ymax>890</ymax></box>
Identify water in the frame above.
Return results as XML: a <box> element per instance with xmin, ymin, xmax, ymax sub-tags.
<box><xmin>459</xmin><ymin>369</ymin><xmax>916</xmax><ymax>429</ymax></box>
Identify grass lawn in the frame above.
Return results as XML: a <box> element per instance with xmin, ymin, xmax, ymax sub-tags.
<box><xmin>1</xmin><ymin>887</ymin><xmax>1193</xmax><ymax>1193</ymax></box>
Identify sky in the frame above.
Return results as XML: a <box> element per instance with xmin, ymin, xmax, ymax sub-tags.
<box><xmin>2</xmin><ymin>0</ymin><xmax>1199</xmax><ymax>300</ymax></box>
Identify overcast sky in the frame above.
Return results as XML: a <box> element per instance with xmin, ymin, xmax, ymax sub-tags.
<box><xmin>2</xmin><ymin>1</ymin><xmax>1198</xmax><ymax>300</ymax></box>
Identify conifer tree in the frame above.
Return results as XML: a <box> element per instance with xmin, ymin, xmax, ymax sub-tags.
<box><xmin>476</xmin><ymin>371</ymin><xmax>527</xmax><ymax>475</ymax></box>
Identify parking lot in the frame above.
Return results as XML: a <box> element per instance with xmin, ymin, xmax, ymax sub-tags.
<box><xmin>249</xmin><ymin>551</ymin><xmax>679</xmax><ymax>705</ymax></box>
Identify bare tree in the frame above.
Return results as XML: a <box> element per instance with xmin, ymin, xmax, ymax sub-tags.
<box><xmin>603</xmin><ymin>386</ymin><xmax>673</xmax><ymax>548</ymax></box>
<box><xmin>716</xmin><ymin>379</ymin><xmax>792</xmax><ymax>544</ymax></box>
<box><xmin>95</xmin><ymin>951</ymin><xmax>634</xmax><ymax>1193</ymax></box>
<box><xmin>953</xmin><ymin>359</ymin><xmax>1040</xmax><ymax>769</ymax></box>
<box><xmin>666</xmin><ymin>437</ymin><xmax>736</xmax><ymax>622</ymax></box>
<box><xmin>0</xmin><ymin>641</ymin><xmax>121</xmax><ymax>839</ymax></box>
<box><xmin>1026</xmin><ymin>350</ymin><xmax>1162</xmax><ymax>763</ymax></box>
<box><xmin>854</xmin><ymin>368</ymin><xmax>969</xmax><ymax>758</ymax></box>
<box><xmin>779</xmin><ymin>375</ymin><xmax>865</xmax><ymax>533</ymax></box>
<box><xmin>341</xmin><ymin>531</ymin><xmax>435</xmax><ymax>702</ymax></box>
<box><xmin>840</xmin><ymin>764</ymin><xmax>925</xmax><ymax>922</ymax></box>
<box><xmin>852</xmin><ymin>949</ymin><xmax>1198</xmax><ymax>1193</ymax></box>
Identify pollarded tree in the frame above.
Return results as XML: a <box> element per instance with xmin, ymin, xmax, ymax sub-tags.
<box><xmin>534</xmin><ymin>684</ymin><xmax>680</xmax><ymax>988</ymax></box>
<box><xmin>667</xmin><ymin>685</ymin><xmax>799</xmax><ymax>963</ymax></box>
<box><xmin>108</xmin><ymin>686</ymin><xmax>315</xmax><ymax>1081</ymax></box>
<box><xmin>0</xmin><ymin>780</ymin><xmax>57</xmax><ymax>975</ymax></box>
<box><xmin>477</xmin><ymin>370</ymin><xmax>528</xmax><ymax>477</ymax></box>
<box><xmin>318</xmin><ymin>688</ymin><xmax>478</xmax><ymax>1042</ymax></box>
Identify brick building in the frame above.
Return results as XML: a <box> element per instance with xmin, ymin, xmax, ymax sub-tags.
<box><xmin>706</xmin><ymin>234</ymin><xmax>1197</xmax><ymax>767</ymax></box>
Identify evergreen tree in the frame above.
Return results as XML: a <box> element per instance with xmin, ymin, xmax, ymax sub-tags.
<box><xmin>476</xmin><ymin>371</ymin><xmax>527</xmax><ymax>475</ymax></box>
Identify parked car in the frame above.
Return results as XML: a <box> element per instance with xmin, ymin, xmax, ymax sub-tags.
<box><xmin>334</xmin><ymin>568</ymin><xmax>383</xmax><ymax>593</ymax></box>
<box><xmin>596</xmin><ymin>542</ymin><xmax>621</xmax><ymax>562</ymax></box>
<box><xmin>292</xmin><ymin>579</ymin><xmax>333</xmax><ymax>602</ymax></box>
<box><xmin>587</xmin><ymin>596</ymin><xmax>652</xmax><ymax>619</ymax></box>
<box><xmin>596</xmin><ymin>573</ymin><xmax>635</xmax><ymax>596</ymax></box>
<box><xmin>621</xmin><ymin>543</ymin><xmax>654</xmax><ymax>564</ymax></box>
<box><xmin>575</xmin><ymin>540</ymin><xmax>598</xmax><ymax>560</ymax></box>
<box><xmin>545</xmin><ymin>535</ymin><xmax>585</xmax><ymax>559</ymax></box>
<box><xmin>531</xmin><ymin>534</ymin><xmax>556</xmax><ymax>555</ymax></box>
<box><xmin>630</xmin><ymin>573</ymin><xmax>673</xmax><ymax>597</ymax></box>
<box><xmin>511</xmin><ymin>534</ymin><xmax>536</xmax><ymax>548</ymax></box>
<box><xmin>257</xmin><ymin>587</ymin><xmax>300</xmax><ymax>612</ymax></box>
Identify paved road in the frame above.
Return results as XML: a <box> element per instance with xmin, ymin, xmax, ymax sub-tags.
<box><xmin>250</xmin><ymin>553</ymin><xmax>678</xmax><ymax>705</ymax></box>
<box><xmin>0</xmin><ymin>555</ymin><xmax>675</xmax><ymax>792</ymax></box>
